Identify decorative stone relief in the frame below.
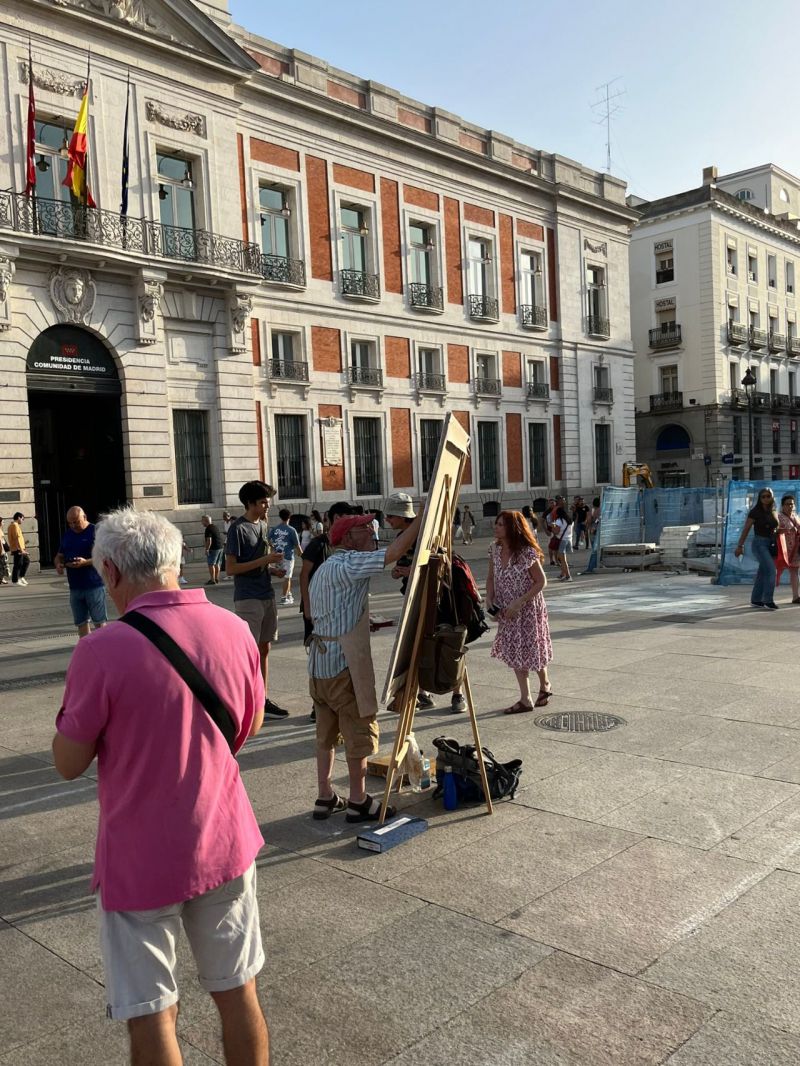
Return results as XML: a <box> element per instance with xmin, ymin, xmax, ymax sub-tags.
<box><xmin>228</xmin><ymin>293</ymin><xmax>252</xmax><ymax>353</ymax></box>
<box><xmin>50</xmin><ymin>0</ymin><xmax>173</xmax><ymax>39</ymax></box>
<box><xmin>145</xmin><ymin>101</ymin><xmax>205</xmax><ymax>137</ymax></box>
<box><xmin>20</xmin><ymin>61</ymin><xmax>85</xmax><ymax>97</ymax></box>
<box><xmin>584</xmin><ymin>238</ymin><xmax>608</xmax><ymax>256</ymax></box>
<box><xmin>137</xmin><ymin>276</ymin><xmax>164</xmax><ymax>345</ymax></box>
<box><xmin>0</xmin><ymin>256</ymin><xmax>15</xmax><ymax>331</ymax></box>
<box><xmin>49</xmin><ymin>266</ymin><xmax>96</xmax><ymax>325</ymax></box>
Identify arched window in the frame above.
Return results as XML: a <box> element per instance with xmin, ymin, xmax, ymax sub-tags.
<box><xmin>656</xmin><ymin>424</ymin><xmax>691</xmax><ymax>454</ymax></box>
<box><xmin>735</xmin><ymin>188</ymin><xmax>755</xmax><ymax>202</ymax></box>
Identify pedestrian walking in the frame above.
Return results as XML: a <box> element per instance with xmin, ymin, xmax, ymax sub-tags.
<box><xmin>462</xmin><ymin>504</ymin><xmax>476</xmax><ymax>544</ymax></box>
<box><xmin>486</xmin><ymin>510</ymin><xmax>553</xmax><ymax>714</ymax></box>
<box><xmin>553</xmin><ymin>505</ymin><xmax>574</xmax><ymax>581</ymax></box>
<box><xmin>544</xmin><ymin>497</ymin><xmax>558</xmax><ymax>566</ymax></box>
<box><xmin>52</xmin><ymin>507</ymin><xmax>269</xmax><ymax>1063</ymax></box>
<box><xmin>453</xmin><ymin>506</ymin><xmax>464</xmax><ymax>543</ymax></box>
<box><xmin>8</xmin><ymin>512</ymin><xmax>30</xmax><ymax>586</ymax></box>
<box><xmin>734</xmin><ymin>487</ymin><xmax>780</xmax><ymax>610</ymax></box>
<box><xmin>777</xmin><ymin>493</ymin><xmax>800</xmax><ymax>603</ymax></box>
<box><xmin>588</xmin><ymin>496</ymin><xmax>601</xmax><ymax>545</ymax></box>
<box><xmin>269</xmin><ymin>508</ymin><xmax>301</xmax><ymax>606</ymax></box>
<box><xmin>298</xmin><ymin>516</ymin><xmax>314</xmax><ymax>553</ymax></box>
<box><xmin>225</xmin><ymin>480</ymin><xmax>290</xmax><ymax>717</ymax></box>
<box><xmin>573</xmin><ymin>496</ymin><xmax>590</xmax><ymax>549</ymax></box>
<box><xmin>310</xmin><ymin>509</ymin><xmax>324</xmax><ymax>536</ymax></box>
<box><xmin>220</xmin><ymin>510</ymin><xmax>233</xmax><ymax>579</ymax></box>
<box><xmin>54</xmin><ymin>506</ymin><xmax>108</xmax><ymax>639</ymax></box>
<box><xmin>0</xmin><ymin>518</ymin><xmax>9</xmax><ymax>585</ymax></box>
<box><xmin>201</xmin><ymin>514</ymin><xmax>225</xmax><ymax>585</ymax></box>
<box><xmin>521</xmin><ymin>505</ymin><xmax>539</xmax><ymax>539</ymax></box>
<box><xmin>308</xmin><ymin>510</ymin><xmax>421</xmax><ymax>822</ymax></box>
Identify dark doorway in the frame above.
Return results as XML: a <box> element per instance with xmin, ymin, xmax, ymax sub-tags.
<box><xmin>27</xmin><ymin>327</ymin><xmax>126</xmax><ymax>566</ymax></box>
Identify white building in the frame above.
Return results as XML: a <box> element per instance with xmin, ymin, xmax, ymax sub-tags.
<box><xmin>1</xmin><ymin>0</ymin><xmax>637</xmax><ymax>564</ymax></box>
<box><xmin>630</xmin><ymin>165</ymin><xmax>800</xmax><ymax>486</ymax></box>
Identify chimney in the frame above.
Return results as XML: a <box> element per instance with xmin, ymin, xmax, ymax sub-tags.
<box><xmin>703</xmin><ymin>165</ymin><xmax>718</xmax><ymax>186</ymax></box>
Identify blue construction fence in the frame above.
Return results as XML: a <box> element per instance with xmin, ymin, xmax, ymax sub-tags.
<box><xmin>717</xmin><ymin>480</ymin><xmax>800</xmax><ymax>586</ymax></box>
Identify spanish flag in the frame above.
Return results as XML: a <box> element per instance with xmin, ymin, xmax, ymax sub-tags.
<box><xmin>63</xmin><ymin>83</ymin><xmax>96</xmax><ymax>207</ymax></box>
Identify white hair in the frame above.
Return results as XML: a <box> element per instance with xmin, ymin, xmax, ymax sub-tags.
<box><xmin>93</xmin><ymin>507</ymin><xmax>183</xmax><ymax>586</ymax></box>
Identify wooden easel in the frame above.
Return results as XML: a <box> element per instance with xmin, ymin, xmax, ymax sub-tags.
<box><xmin>379</xmin><ymin>475</ymin><xmax>493</xmax><ymax>821</ymax></box>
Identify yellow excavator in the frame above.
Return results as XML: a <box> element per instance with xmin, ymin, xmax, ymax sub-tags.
<box><xmin>621</xmin><ymin>462</ymin><xmax>654</xmax><ymax>488</ymax></box>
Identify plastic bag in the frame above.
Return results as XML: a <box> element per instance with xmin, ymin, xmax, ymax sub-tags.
<box><xmin>401</xmin><ymin>731</ymin><xmax>423</xmax><ymax>792</ymax></box>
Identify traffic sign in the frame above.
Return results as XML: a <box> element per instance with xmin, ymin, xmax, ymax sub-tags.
<box><xmin>721</xmin><ymin>453</ymin><xmax>735</xmax><ymax>464</ymax></box>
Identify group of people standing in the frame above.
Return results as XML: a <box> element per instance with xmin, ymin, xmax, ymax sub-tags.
<box><xmin>736</xmin><ymin>487</ymin><xmax>800</xmax><ymax>609</ymax></box>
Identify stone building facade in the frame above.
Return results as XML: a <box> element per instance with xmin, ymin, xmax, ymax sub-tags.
<box><xmin>1</xmin><ymin>0</ymin><xmax>636</xmax><ymax>563</ymax></box>
<box><xmin>631</xmin><ymin>165</ymin><xmax>800</xmax><ymax>487</ymax></box>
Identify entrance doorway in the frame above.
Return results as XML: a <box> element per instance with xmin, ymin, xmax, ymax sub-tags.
<box><xmin>27</xmin><ymin>326</ymin><xmax>126</xmax><ymax>565</ymax></box>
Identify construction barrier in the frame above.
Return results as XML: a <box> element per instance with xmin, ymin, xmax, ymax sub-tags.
<box><xmin>717</xmin><ymin>479</ymin><xmax>800</xmax><ymax>586</ymax></box>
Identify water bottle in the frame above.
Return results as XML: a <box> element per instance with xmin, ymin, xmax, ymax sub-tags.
<box><xmin>443</xmin><ymin>766</ymin><xmax>458</xmax><ymax>810</ymax></box>
<box><xmin>420</xmin><ymin>751</ymin><xmax>431</xmax><ymax>790</ymax></box>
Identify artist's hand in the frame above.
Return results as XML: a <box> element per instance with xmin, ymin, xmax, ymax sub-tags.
<box><xmin>392</xmin><ymin>565</ymin><xmax>410</xmax><ymax>579</ymax></box>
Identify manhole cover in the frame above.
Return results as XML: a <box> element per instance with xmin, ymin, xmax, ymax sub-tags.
<box><xmin>535</xmin><ymin>711</ymin><xmax>626</xmax><ymax>733</ymax></box>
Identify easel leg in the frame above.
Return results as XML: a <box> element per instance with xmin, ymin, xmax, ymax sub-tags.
<box><xmin>462</xmin><ymin>668</ymin><xmax>494</xmax><ymax>815</ymax></box>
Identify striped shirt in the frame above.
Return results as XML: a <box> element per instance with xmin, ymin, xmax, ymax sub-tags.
<box><xmin>308</xmin><ymin>548</ymin><xmax>387</xmax><ymax>679</ymax></box>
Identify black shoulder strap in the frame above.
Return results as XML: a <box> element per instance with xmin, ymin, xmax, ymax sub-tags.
<box><xmin>120</xmin><ymin>610</ymin><xmax>237</xmax><ymax>754</ymax></box>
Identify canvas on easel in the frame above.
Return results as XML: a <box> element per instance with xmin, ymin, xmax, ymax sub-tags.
<box><xmin>379</xmin><ymin>413</ymin><xmax>493</xmax><ymax>821</ymax></box>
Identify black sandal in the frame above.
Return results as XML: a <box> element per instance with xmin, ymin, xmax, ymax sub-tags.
<box><xmin>345</xmin><ymin>793</ymin><xmax>396</xmax><ymax>823</ymax></box>
<box><xmin>312</xmin><ymin>792</ymin><xmax>346</xmax><ymax>820</ymax></box>
<box><xmin>534</xmin><ymin>688</ymin><xmax>553</xmax><ymax>708</ymax></box>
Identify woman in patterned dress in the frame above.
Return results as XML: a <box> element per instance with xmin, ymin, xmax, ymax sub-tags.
<box><xmin>486</xmin><ymin>510</ymin><xmax>553</xmax><ymax>715</ymax></box>
<box><xmin>778</xmin><ymin>494</ymin><xmax>800</xmax><ymax>603</ymax></box>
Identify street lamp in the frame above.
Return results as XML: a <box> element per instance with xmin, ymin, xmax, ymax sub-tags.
<box><xmin>742</xmin><ymin>366</ymin><xmax>757</xmax><ymax>480</ymax></box>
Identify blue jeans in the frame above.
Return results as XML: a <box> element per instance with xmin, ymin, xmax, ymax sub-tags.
<box><xmin>751</xmin><ymin>534</ymin><xmax>776</xmax><ymax>605</ymax></box>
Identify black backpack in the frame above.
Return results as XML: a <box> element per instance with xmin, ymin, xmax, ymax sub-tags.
<box><xmin>431</xmin><ymin>736</ymin><xmax>522</xmax><ymax>803</ymax></box>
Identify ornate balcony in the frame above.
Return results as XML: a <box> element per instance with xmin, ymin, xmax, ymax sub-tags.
<box><xmin>593</xmin><ymin>386</ymin><xmax>614</xmax><ymax>404</ymax></box>
<box><xmin>520</xmin><ymin>304</ymin><xmax>547</xmax><ymax>330</ymax></box>
<box><xmin>769</xmin><ymin>331</ymin><xmax>786</xmax><ymax>353</ymax></box>
<box><xmin>474</xmin><ymin>375</ymin><xmax>501</xmax><ymax>397</ymax></box>
<box><xmin>649</xmin><ymin>326</ymin><xmax>682</xmax><ymax>349</ymax></box>
<box><xmin>0</xmin><ymin>190</ymin><xmax>262</xmax><ymax>274</ymax></box>
<box><xmin>789</xmin><ymin>337</ymin><xmax>800</xmax><ymax>356</ymax></box>
<box><xmin>408</xmin><ymin>282</ymin><xmax>443</xmax><ymax>311</ymax></box>
<box><xmin>467</xmin><ymin>294</ymin><xmax>499</xmax><ymax>321</ymax></box>
<box><xmin>345</xmin><ymin>365</ymin><xmax>383</xmax><ymax>388</ymax></box>
<box><xmin>650</xmin><ymin>392</ymin><xmax>683</xmax><ymax>412</ymax></box>
<box><xmin>655</xmin><ymin>268</ymin><xmax>674</xmax><ymax>284</ymax></box>
<box><xmin>772</xmin><ymin>393</ymin><xmax>791</xmax><ymax>412</ymax></box>
<box><xmin>526</xmin><ymin>381</ymin><xmax>550</xmax><ymax>400</ymax></box>
<box><xmin>730</xmin><ymin>388</ymin><xmax>748</xmax><ymax>409</ymax></box>
<box><xmin>261</xmin><ymin>254</ymin><xmax>306</xmax><ymax>287</ymax></box>
<box><xmin>728</xmin><ymin>322</ymin><xmax>748</xmax><ymax>346</ymax></box>
<box><xmin>792</xmin><ymin>396</ymin><xmax>800</xmax><ymax>411</ymax></box>
<box><xmin>268</xmin><ymin>359</ymin><xmax>309</xmax><ymax>382</ymax></box>
<box><xmin>341</xmin><ymin>269</ymin><xmax>380</xmax><ymax>300</ymax></box>
<box><xmin>749</xmin><ymin>326</ymin><xmax>768</xmax><ymax>350</ymax></box>
<box><xmin>587</xmin><ymin>314</ymin><xmax>610</xmax><ymax>339</ymax></box>
<box><xmin>753</xmin><ymin>391</ymin><xmax>771</xmax><ymax>410</ymax></box>
<box><xmin>415</xmin><ymin>372</ymin><xmax>446</xmax><ymax>393</ymax></box>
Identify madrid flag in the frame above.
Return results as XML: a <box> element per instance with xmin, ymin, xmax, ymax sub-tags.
<box><xmin>63</xmin><ymin>85</ymin><xmax>95</xmax><ymax>206</ymax></box>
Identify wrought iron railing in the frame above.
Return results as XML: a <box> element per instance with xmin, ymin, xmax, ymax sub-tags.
<box><xmin>526</xmin><ymin>381</ymin><xmax>550</xmax><ymax>400</ymax></box>
<box><xmin>772</xmin><ymin>393</ymin><xmax>791</xmax><ymax>411</ymax></box>
<box><xmin>261</xmin><ymin>254</ymin><xmax>306</xmax><ymax>287</ymax></box>
<box><xmin>587</xmin><ymin>314</ymin><xmax>610</xmax><ymax>338</ymax></box>
<box><xmin>467</xmin><ymin>294</ymin><xmax>499</xmax><ymax>320</ymax></box>
<box><xmin>520</xmin><ymin>304</ymin><xmax>547</xmax><ymax>329</ymax></box>
<box><xmin>268</xmin><ymin>359</ymin><xmax>309</xmax><ymax>382</ymax></box>
<box><xmin>593</xmin><ymin>386</ymin><xmax>614</xmax><ymax>403</ymax></box>
<box><xmin>730</xmin><ymin>388</ymin><xmax>748</xmax><ymax>408</ymax></box>
<box><xmin>649</xmin><ymin>326</ymin><xmax>682</xmax><ymax>349</ymax></box>
<box><xmin>650</xmin><ymin>392</ymin><xmax>683</xmax><ymax>411</ymax></box>
<box><xmin>792</xmin><ymin>396</ymin><xmax>800</xmax><ymax>410</ymax></box>
<box><xmin>728</xmin><ymin>322</ymin><xmax>748</xmax><ymax>345</ymax></box>
<box><xmin>341</xmin><ymin>269</ymin><xmax>380</xmax><ymax>299</ymax></box>
<box><xmin>769</xmin><ymin>331</ymin><xmax>786</xmax><ymax>353</ymax></box>
<box><xmin>753</xmin><ymin>390</ymin><xmax>771</xmax><ymax>410</ymax></box>
<box><xmin>408</xmin><ymin>282</ymin><xmax>443</xmax><ymax>310</ymax></box>
<box><xmin>474</xmin><ymin>376</ymin><xmax>501</xmax><ymax>397</ymax></box>
<box><xmin>416</xmin><ymin>372</ymin><xmax>445</xmax><ymax>392</ymax></box>
<box><xmin>0</xmin><ymin>190</ymin><xmax>262</xmax><ymax>273</ymax></box>
<box><xmin>749</xmin><ymin>326</ymin><xmax>768</xmax><ymax>349</ymax></box>
<box><xmin>345</xmin><ymin>365</ymin><xmax>383</xmax><ymax>387</ymax></box>
<box><xmin>655</xmin><ymin>268</ymin><xmax>674</xmax><ymax>284</ymax></box>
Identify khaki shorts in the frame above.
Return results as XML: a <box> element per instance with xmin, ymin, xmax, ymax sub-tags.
<box><xmin>235</xmin><ymin>597</ymin><xmax>278</xmax><ymax>644</ymax></box>
<box><xmin>310</xmin><ymin>668</ymin><xmax>379</xmax><ymax>760</ymax></box>
<box><xmin>98</xmin><ymin>863</ymin><xmax>264</xmax><ymax>1021</ymax></box>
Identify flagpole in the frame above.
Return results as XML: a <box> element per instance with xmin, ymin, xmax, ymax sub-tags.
<box><xmin>120</xmin><ymin>68</ymin><xmax>130</xmax><ymax>247</ymax></box>
<box><xmin>25</xmin><ymin>37</ymin><xmax>38</xmax><ymax>233</ymax></box>
<box><xmin>83</xmin><ymin>51</ymin><xmax>91</xmax><ymax>211</ymax></box>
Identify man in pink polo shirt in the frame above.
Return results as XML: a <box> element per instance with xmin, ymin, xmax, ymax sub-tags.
<box><xmin>53</xmin><ymin>507</ymin><xmax>268</xmax><ymax>1066</ymax></box>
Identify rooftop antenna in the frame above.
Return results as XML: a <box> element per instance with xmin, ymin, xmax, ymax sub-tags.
<box><xmin>591</xmin><ymin>77</ymin><xmax>626</xmax><ymax>173</ymax></box>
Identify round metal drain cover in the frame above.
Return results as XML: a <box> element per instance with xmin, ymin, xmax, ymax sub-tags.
<box><xmin>535</xmin><ymin>711</ymin><xmax>626</xmax><ymax>733</ymax></box>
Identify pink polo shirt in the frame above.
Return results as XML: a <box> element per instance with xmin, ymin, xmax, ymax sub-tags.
<box><xmin>56</xmin><ymin>588</ymin><xmax>265</xmax><ymax>912</ymax></box>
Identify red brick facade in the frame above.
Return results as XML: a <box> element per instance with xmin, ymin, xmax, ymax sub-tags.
<box><xmin>312</xmin><ymin>326</ymin><xmax>341</xmax><ymax>372</ymax></box>
<box><xmin>553</xmin><ymin>414</ymin><xmax>563</xmax><ymax>482</ymax></box>
<box><xmin>306</xmin><ymin>156</ymin><xmax>332</xmax><ymax>281</ymax></box>
<box><xmin>444</xmin><ymin>197</ymin><xmax>463</xmax><ymax>305</ymax></box>
<box><xmin>251</xmin><ymin>318</ymin><xmax>261</xmax><ymax>367</ymax></box>
<box><xmin>332</xmin><ymin>163</ymin><xmax>374</xmax><ymax>192</ymax></box>
<box><xmin>453</xmin><ymin>411</ymin><xmax>472</xmax><ymax>483</ymax></box>
<box><xmin>380</xmin><ymin>177</ymin><xmax>403</xmax><ymax>294</ymax></box>
<box><xmin>547</xmin><ymin>228</ymin><xmax>559</xmax><ymax>322</ymax></box>
<box><xmin>502</xmin><ymin>350</ymin><xmax>521</xmax><ymax>388</ymax></box>
<box><xmin>385</xmin><ymin>336</ymin><xmax>411</xmax><ymax>378</ymax></box>
<box><xmin>390</xmin><ymin>408</ymin><xmax>413</xmax><ymax>488</ymax></box>
<box><xmin>549</xmin><ymin>355</ymin><xmax>560</xmax><ymax>391</ymax></box>
<box><xmin>398</xmin><ymin>108</ymin><xmax>432</xmax><ymax>134</ymax></box>
<box><xmin>506</xmin><ymin>413</ymin><xmax>523</xmax><ymax>483</ymax></box>
<box><xmin>326</xmin><ymin>81</ymin><xmax>366</xmax><ymax>109</ymax></box>
<box><xmin>499</xmin><ymin>213</ymin><xmax>516</xmax><ymax>315</ymax></box>
<box><xmin>517</xmin><ymin>219</ymin><xmax>544</xmax><ymax>242</ymax></box>
<box><xmin>464</xmin><ymin>202</ymin><xmax>494</xmax><ymax>227</ymax></box>
<box><xmin>403</xmin><ymin>184</ymin><xmax>439</xmax><ymax>211</ymax></box>
<box><xmin>250</xmin><ymin>137</ymin><xmax>300</xmax><ymax>172</ymax></box>
<box><xmin>447</xmin><ymin>343</ymin><xmax>469</xmax><ymax>384</ymax></box>
<box><xmin>236</xmin><ymin>133</ymin><xmax>248</xmax><ymax>241</ymax></box>
<box><xmin>255</xmin><ymin>401</ymin><xmax>265</xmax><ymax>481</ymax></box>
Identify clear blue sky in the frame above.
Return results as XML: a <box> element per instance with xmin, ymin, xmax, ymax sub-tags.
<box><xmin>229</xmin><ymin>0</ymin><xmax>796</xmax><ymax>202</ymax></box>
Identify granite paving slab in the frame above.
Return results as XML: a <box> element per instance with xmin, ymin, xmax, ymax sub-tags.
<box><xmin>664</xmin><ymin>1010</ymin><xmax>800</xmax><ymax>1065</ymax></box>
<box><xmin>664</xmin><ymin>719</ymin><xmax>800</xmax><ymax>774</ymax></box>
<box><xmin>712</xmin><ymin>791</ymin><xmax>800</xmax><ymax>871</ymax></box>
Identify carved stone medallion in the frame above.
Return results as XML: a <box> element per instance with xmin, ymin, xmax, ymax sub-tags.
<box><xmin>50</xmin><ymin>266</ymin><xmax>96</xmax><ymax>325</ymax></box>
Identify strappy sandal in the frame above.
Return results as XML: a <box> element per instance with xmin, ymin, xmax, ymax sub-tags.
<box><xmin>535</xmin><ymin>688</ymin><xmax>553</xmax><ymax>707</ymax></box>
<box><xmin>345</xmin><ymin>793</ymin><xmax>396</xmax><ymax>823</ymax></box>
<box><xmin>503</xmin><ymin>700</ymin><xmax>534</xmax><ymax>715</ymax></box>
<box><xmin>312</xmin><ymin>792</ymin><xmax>346</xmax><ymax>820</ymax></box>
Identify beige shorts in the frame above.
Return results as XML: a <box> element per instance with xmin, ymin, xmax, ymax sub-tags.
<box><xmin>235</xmin><ymin>597</ymin><xmax>278</xmax><ymax>644</ymax></box>
<box><xmin>98</xmin><ymin>863</ymin><xmax>264</xmax><ymax>1021</ymax></box>
<box><xmin>310</xmin><ymin>668</ymin><xmax>379</xmax><ymax>760</ymax></box>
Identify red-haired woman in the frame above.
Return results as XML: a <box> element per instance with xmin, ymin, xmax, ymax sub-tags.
<box><xmin>486</xmin><ymin>510</ymin><xmax>553</xmax><ymax>714</ymax></box>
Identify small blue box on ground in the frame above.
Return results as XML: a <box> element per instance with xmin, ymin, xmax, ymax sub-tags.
<box><xmin>357</xmin><ymin>815</ymin><xmax>428</xmax><ymax>852</ymax></box>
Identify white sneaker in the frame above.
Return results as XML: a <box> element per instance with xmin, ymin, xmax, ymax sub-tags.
<box><xmin>179</xmin><ymin>576</ymin><xmax>188</xmax><ymax>586</ymax></box>
<box><xmin>280</xmin><ymin>595</ymin><xmax>294</xmax><ymax>606</ymax></box>
<box><xmin>18</xmin><ymin>577</ymin><xmax>28</xmax><ymax>586</ymax></box>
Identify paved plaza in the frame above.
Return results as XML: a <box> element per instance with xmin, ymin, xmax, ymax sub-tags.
<box><xmin>4</xmin><ymin>543</ymin><xmax>800</xmax><ymax>1064</ymax></box>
